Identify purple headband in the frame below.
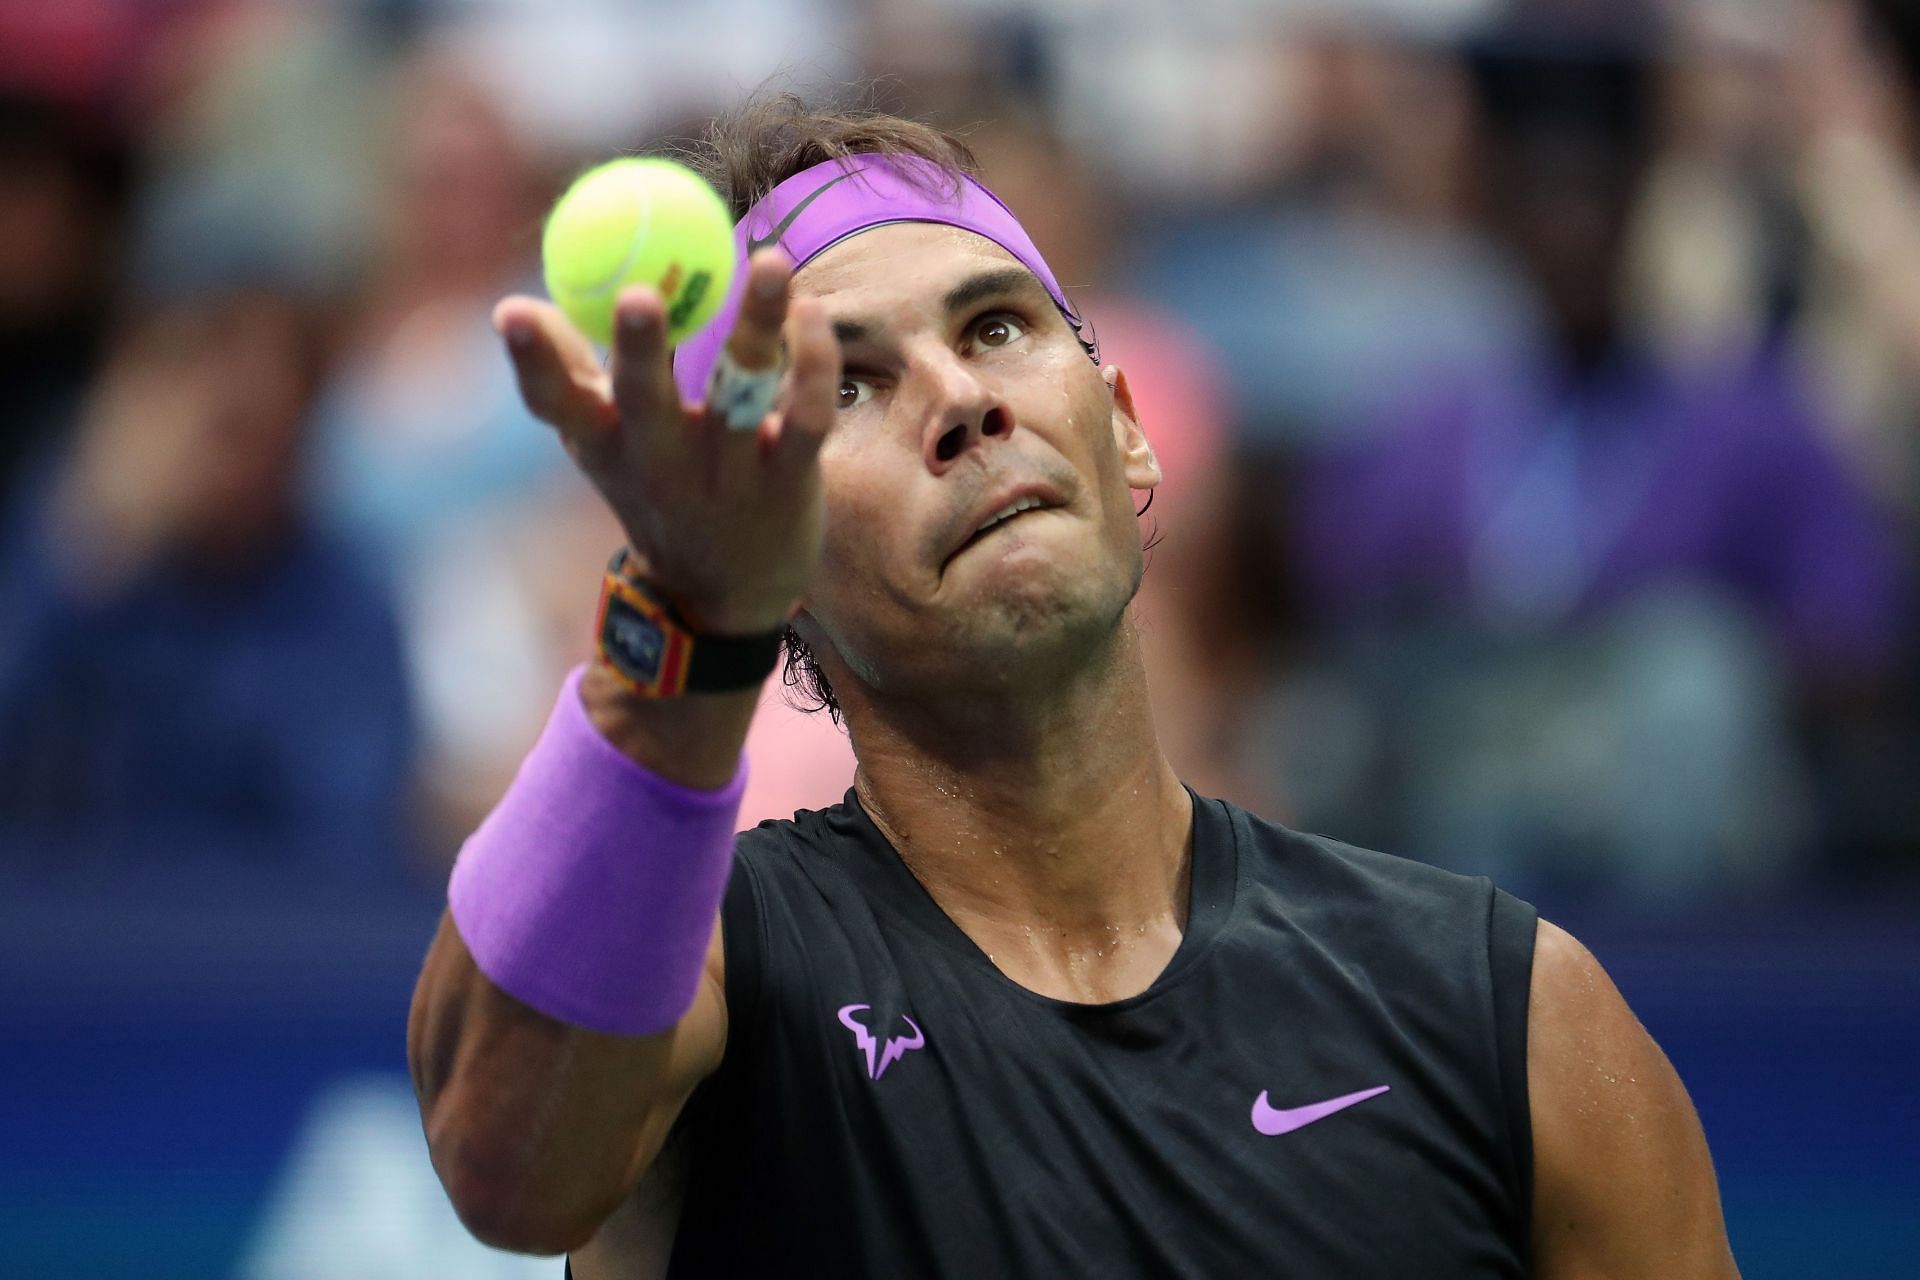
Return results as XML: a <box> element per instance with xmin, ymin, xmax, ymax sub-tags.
<box><xmin>672</xmin><ymin>153</ymin><xmax>1090</xmax><ymax>402</ymax></box>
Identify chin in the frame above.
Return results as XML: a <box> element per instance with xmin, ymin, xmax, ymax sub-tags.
<box><xmin>831</xmin><ymin>528</ymin><xmax>1144</xmax><ymax>702</ymax></box>
<box><xmin>949</xmin><ymin>554</ymin><xmax>1135</xmax><ymax>677</ymax></box>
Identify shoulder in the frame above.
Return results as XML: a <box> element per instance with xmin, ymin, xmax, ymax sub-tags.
<box><xmin>1526</xmin><ymin>919</ymin><xmax>1739</xmax><ymax>1278</ymax></box>
<box><xmin>1226</xmin><ymin>800</ymin><xmax>1525</xmax><ymax>934</ymax></box>
<box><xmin>1218</xmin><ymin>802</ymin><xmax>1540</xmax><ymax>1059</ymax></box>
<box><xmin>1215</xmin><ymin>803</ymin><xmax>1541</xmax><ymax>1240</ymax></box>
<box><xmin>1525</xmin><ymin>921</ymin><xmax>1692</xmax><ymax>1141</ymax></box>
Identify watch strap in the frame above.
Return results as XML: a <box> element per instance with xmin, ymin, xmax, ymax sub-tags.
<box><xmin>594</xmin><ymin>550</ymin><xmax>785</xmax><ymax>697</ymax></box>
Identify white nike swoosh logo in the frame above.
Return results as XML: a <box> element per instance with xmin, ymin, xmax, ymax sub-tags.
<box><xmin>1250</xmin><ymin>1084</ymin><xmax>1391</xmax><ymax>1136</ymax></box>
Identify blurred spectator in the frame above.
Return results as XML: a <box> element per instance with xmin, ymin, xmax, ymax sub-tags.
<box><xmin>1126</xmin><ymin>26</ymin><xmax>1538</xmax><ymax>450</ymax></box>
<box><xmin>1269</xmin><ymin>23</ymin><xmax>1910</xmax><ymax>898</ymax></box>
<box><xmin>1788</xmin><ymin>0</ymin><xmax>1920</xmax><ymax>503</ymax></box>
<box><xmin>128</xmin><ymin>0</ymin><xmax>394</xmax><ymax>306</ymax></box>
<box><xmin>0</xmin><ymin>88</ymin><xmax>134</xmax><ymax>512</ymax></box>
<box><xmin>1618</xmin><ymin>0</ymin><xmax>1920</xmax><ymax>874</ymax></box>
<box><xmin>1630</xmin><ymin>0</ymin><xmax>1920</xmax><ymax>512</ymax></box>
<box><xmin>434</xmin><ymin>0</ymin><xmax>857</xmax><ymax>157</ymax></box>
<box><xmin>293</xmin><ymin>51</ymin><xmax>619</xmax><ymax>856</ymax></box>
<box><xmin>305</xmin><ymin>51</ymin><xmax>572</xmax><ymax>568</ymax></box>
<box><xmin>0</xmin><ymin>287</ymin><xmax>415</xmax><ymax>875</ymax></box>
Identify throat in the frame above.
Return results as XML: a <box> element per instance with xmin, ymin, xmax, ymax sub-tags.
<box><xmin>973</xmin><ymin>907</ymin><xmax>1190</xmax><ymax>1006</ymax></box>
<box><xmin>858</xmin><ymin>769</ymin><xmax>1198</xmax><ymax>1006</ymax></box>
<box><xmin>845</xmin><ymin>615</ymin><xmax>1194</xmax><ymax>1003</ymax></box>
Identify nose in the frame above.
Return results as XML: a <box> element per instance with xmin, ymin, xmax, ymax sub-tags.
<box><xmin>913</xmin><ymin>349</ymin><xmax>1014</xmax><ymax>475</ymax></box>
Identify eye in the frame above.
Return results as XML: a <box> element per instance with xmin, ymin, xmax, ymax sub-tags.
<box><xmin>837</xmin><ymin>377</ymin><xmax>875</xmax><ymax>410</ymax></box>
<box><xmin>966</xmin><ymin>313</ymin><xmax>1026</xmax><ymax>353</ymax></box>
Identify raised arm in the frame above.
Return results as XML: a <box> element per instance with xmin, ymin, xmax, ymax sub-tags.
<box><xmin>406</xmin><ymin>249</ymin><xmax>839</xmax><ymax>1256</ymax></box>
<box><xmin>1529</xmin><ymin>920</ymin><xmax>1741</xmax><ymax>1279</ymax></box>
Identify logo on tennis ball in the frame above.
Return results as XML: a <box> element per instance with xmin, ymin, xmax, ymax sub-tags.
<box><xmin>667</xmin><ymin>270</ymin><xmax>712</xmax><ymax>332</ymax></box>
<box><xmin>541</xmin><ymin>157</ymin><xmax>735</xmax><ymax>346</ymax></box>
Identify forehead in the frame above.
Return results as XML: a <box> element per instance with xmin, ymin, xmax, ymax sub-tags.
<box><xmin>792</xmin><ymin>222</ymin><xmax>1032</xmax><ymax>314</ymax></box>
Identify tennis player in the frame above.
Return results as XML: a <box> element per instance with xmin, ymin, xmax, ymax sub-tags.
<box><xmin>408</xmin><ymin>100</ymin><xmax>1740</xmax><ymax>1278</ymax></box>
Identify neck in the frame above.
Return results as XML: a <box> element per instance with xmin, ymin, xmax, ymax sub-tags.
<box><xmin>843</xmin><ymin>615</ymin><xmax>1194</xmax><ymax>1003</ymax></box>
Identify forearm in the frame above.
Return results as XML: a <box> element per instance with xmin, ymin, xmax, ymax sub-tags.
<box><xmin>409</xmin><ymin>675</ymin><xmax>754</xmax><ymax>1253</ymax></box>
<box><xmin>579</xmin><ymin>664</ymin><xmax>760</xmax><ymax>789</ymax></box>
<box><xmin>409</xmin><ymin>912</ymin><xmax>717</xmax><ymax>1254</ymax></box>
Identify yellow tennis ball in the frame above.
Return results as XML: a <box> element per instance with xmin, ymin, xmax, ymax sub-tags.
<box><xmin>541</xmin><ymin>157</ymin><xmax>735</xmax><ymax>347</ymax></box>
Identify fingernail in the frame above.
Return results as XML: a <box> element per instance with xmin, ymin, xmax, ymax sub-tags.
<box><xmin>504</xmin><ymin>320</ymin><xmax>534</xmax><ymax>350</ymax></box>
<box><xmin>619</xmin><ymin>306</ymin><xmax>653</xmax><ymax>334</ymax></box>
<box><xmin>753</xmin><ymin>274</ymin><xmax>784</xmax><ymax>301</ymax></box>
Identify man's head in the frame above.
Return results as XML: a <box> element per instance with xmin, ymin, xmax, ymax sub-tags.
<box><xmin>678</xmin><ymin>98</ymin><xmax>1160</xmax><ymax>723</ymax></box>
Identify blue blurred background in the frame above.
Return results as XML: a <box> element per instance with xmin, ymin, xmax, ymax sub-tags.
<box><xmin>1</xmin><ymin>0</ymin><xmax>1916</xmax><ymax>1276</ymax></box>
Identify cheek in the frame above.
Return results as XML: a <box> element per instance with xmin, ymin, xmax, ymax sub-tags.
<box><xmin>817</xmin><ymin>444</ymin><xmax>874</xmax><ymax>552</ymax></box>
<box><xmin>1061</xmin><ymin>379</ymin><xmax>1130</xmax><ymax>488</ymax></box>
<box><xmin>813</xmin><ymin>450</ymin><xmax>898</xmax><ymax>605</ymax></box>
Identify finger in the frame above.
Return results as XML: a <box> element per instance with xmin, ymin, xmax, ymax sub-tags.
<box><xmin>766</xmin><ymin>296</ymin><xmax>839</xmax><ymax>463</ymax></box>
<box><xmin>607</xmin><ymin>285</ymin><xmax>678</xmax><ymax>436</ymax></box>
<box><xmin>496</xmin><ymin>294</ymin><xmax>603</xmax><ymax>380</ymax></box>
<box><xmin>494</xmin><ymin>296</ymin><xmax>615</xmax><ymax>439</ymax></box>
<box><xmin>703</xmin><ymin>252</ymin><xmax>793</xmax><ymax>448</ymax></box>
<box><xmin>727</xmin><ymin>250</ymin><xmax>793</xmax><ymax>375</ymax></box>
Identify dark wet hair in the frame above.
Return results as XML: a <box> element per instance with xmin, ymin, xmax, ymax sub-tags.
<box><xmin>675</xmin><ymin>91</ymin><xmax>980</xmax><ymax>221</ymax></box>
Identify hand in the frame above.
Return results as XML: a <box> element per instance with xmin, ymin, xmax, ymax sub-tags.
<box><xmin>493</xmin><ymin>250</ymin><xmax>839</xmax><ymax>635</ymax></box>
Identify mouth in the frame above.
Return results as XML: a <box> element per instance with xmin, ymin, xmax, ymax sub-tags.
<box><xmin>942</xmin><ymin>490</ymin><xmax>1062</xmax><ymax>570</ymax></box>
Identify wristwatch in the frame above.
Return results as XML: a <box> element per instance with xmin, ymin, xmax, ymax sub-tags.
<box><xmin>593</xmin><ymin>549</ymin><xmax>786</xmax><ymax>697</ymax></box>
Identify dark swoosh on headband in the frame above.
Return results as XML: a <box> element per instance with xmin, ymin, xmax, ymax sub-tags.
<box><xmin>745</xmin><ymin>169</ymin><xmax>861</xmax><ymax>256</ymax></box>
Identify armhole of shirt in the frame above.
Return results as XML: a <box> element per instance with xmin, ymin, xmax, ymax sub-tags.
<box><xmin>1488</xmin><ymin>885</ymin><xmax>1538</xmax><ymax>1250</ymax></box>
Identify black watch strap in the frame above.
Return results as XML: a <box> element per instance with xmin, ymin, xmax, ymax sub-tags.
<box><xmin>594</xmin><ymin>549</ymin><xmax>785</xmax><ymax>697</ymax></box>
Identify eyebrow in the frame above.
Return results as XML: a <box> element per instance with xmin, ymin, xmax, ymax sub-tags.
<box><xmin>831</xmin><ymin>266</ymin><xmax>1048</xmax><ymax>347</ymax></box>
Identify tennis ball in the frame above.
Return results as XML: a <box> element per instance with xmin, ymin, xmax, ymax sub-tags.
<box><xmin>541</xmin><ymin>157</ymin><xmax>735</xmax><ymax>347</ymax></box>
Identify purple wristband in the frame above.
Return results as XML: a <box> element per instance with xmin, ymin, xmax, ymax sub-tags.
<box><xmin>447</xmin><ymin>666</ymin><xmax>745</xmax><ymax>1036</ymax></box>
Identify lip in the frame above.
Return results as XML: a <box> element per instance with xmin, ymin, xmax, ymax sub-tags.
<box><xmin>941</xmin><ymin>481</ymin><xmax>1066</xmax><ymax>571</ymax></box>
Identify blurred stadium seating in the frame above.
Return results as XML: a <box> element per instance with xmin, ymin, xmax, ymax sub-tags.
<box><xmin>1</xmin><ymin>1</ymin><xmax>1914</xmax><ymax>1275</ymax></box>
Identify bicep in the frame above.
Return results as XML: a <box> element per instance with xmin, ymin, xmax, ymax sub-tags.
<box><xmin>1528</xmin><ymin>920</ymin><xmax>1739</xmax><ymax>1280</ymax></box>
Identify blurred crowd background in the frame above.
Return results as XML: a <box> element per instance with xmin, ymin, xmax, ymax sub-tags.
<box><xmin>1</xmin><ymin>0</ymin><xmax>1916</xmax><ymax>1276</ymax></box>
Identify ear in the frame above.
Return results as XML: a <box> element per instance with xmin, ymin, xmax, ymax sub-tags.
<box><xmin>1105</xmin><ymin>364</ymin><xmax>1161</xmax><ymax>492</ymax></box>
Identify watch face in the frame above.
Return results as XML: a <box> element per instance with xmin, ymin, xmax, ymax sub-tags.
<box><xmin>604</xmin><ymin>594</ymin><xmax>667</xmax><ymax>683</ymax></box>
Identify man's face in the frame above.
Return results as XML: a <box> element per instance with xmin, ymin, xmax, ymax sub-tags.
<box><xmin>787</xmin><ymin>222</ymin><xmax>1160</xmax><ymax>705</ymax></box>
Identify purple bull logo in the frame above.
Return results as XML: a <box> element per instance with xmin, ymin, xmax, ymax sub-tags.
<box><xmin>836</xmin><ymin>1003</ymin><xmax>925</xmax><ymax>1080</ymax></box>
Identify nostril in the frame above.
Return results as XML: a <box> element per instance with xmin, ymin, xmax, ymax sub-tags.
<box><xmin>935</xmin><ymin>424</ymin><xmax>967</xmax><ymax>462</ymax></box>
<box><xmin>980</xmin><ymin>408</ymin><xmax>1008</xmax><ymax>438</ymax></box>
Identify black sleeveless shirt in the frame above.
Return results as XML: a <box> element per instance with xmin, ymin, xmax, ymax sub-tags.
<box><xmin>662</xmin><ymin>790</ymin><xmax>1537</xmax><ymax>1277</ymax></box>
